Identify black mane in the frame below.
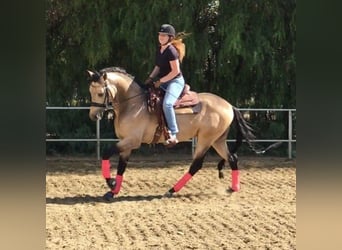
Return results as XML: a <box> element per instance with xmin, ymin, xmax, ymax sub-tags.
<box><xmin>97</xmin><ymin>66</ymin><xmax>146</xmax><ymax>89</ymax></box>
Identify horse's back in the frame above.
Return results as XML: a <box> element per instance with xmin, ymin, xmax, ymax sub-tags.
<box><xmin>198</xmin><ymin>92</ymin><xmax>233</xmax><ymax>112</ymax></box>
<box><xmin>176</xmin><ymin>92</ymin><xmax>234</xmax><ymax>141</ymax></box>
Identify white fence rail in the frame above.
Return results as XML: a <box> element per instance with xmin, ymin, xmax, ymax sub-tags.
<box><xmin>46</xmin><ymin>107</ymin><xmax>296</xmax><ymax>159</ymax></box>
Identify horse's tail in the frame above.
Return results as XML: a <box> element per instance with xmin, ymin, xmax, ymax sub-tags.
<box><xmin>230</xmin><ymin>107</ymin><xmax>258</xmax><ymax>154</ymax></box>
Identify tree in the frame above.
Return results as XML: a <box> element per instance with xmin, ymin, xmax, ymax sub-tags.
<box><xmin>46</xmin><ymin>0</ymin><xmax>296</xmax><ymax>155</ymax></box>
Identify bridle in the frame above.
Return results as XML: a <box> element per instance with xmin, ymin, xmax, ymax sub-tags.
<box><xmin>90</xmin><ymin>82</ymin><xmax>113</xmax><ymax>110</ymax></box>
<box><xmin>90</xmin><ymin>79</ymin><xmax>146</xmax><ymax>111</ymax></box>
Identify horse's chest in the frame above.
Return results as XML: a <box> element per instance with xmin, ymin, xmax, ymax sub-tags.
<box><xmin>113</xmin><ymin>120</ymin><xmax>125</xmax><ymax>138</ymax></box>
<box><xmin>113</xmin><ymin>118</ymin><xmax>137</xmax><ymax>139</ymax></box>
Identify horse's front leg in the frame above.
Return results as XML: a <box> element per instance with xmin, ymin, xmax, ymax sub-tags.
<box><xmin>100</xmin><ymin>143</ymin><xmax>132</xmax><ymax>201</ymax></box>
<box><xmin>103</xmin><ymin>154</ymin><xmax>129</xmax><ymax>200</ymax></box>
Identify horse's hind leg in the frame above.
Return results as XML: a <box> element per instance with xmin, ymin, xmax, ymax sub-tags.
<box><xmin>217</xmin><ymin>159</ymin><xmax>225</xmax><ymax>179</ymax></box>
<box><xmin>165</xmin><ymin>143</ymin><xmax>210</xmax><ymax>196</ymax></box>
<box><xmin>212</xmin><ymin>134</ymin><xmax>240</xmax><ymax>192</ymax></box>
<box><xmin>228</xmin><ymin>153</ymin><xmax>240</xmax><ymax>191</ymax></box>
<box><xmin>212</xmin><ymin>131</ymin><xmax>229</xmax><ymax>179</ymax></box>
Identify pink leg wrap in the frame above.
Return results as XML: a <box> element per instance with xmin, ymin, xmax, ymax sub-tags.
<box><xmin>101</xmin><ymin>160</ymin><xmax>111</xmax><ymax>179</ymax></box>
<box><xmin>173</xmin><ymin>173</ymin><xmax>192</xmax><ymax>192</ymax></box>
<box><xmin>113</xmin><ymin>175</ymin><xmax>123</xmax><ymax>194</ymax></box>
<box><xmin>231</xmin><ymin>170</ymin><xmax>240</xmax><ymax>191</ymax></box>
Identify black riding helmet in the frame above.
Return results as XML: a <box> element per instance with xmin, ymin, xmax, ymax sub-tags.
<box><xmin>158</xmin><ymin>24</ymin><xmax>176</xmax><ymax>38</ymax></box>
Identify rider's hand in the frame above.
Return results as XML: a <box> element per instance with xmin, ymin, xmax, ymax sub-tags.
<box><xmin>154</xmin><ymin>79</ymin><xmax>162</xmax><ymax>88</ymax></box>
<box><xmin>144</xmin><ymin>77</ymin><xmax>153</xmax><ymax>85</ymax></box>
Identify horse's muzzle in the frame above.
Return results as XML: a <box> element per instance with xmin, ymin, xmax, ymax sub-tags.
<box><xmin>89</xmin><ymin>109</ymin><xmax>104</xmax><ymax>121</ymax></box>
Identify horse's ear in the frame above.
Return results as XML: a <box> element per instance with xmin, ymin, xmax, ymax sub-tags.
<box><xmin>86</xmin><ymin>70</ymin><xmax>95</xmax><ymax>77</ymax></box>
<box><xmin>103</xmin><ymin>72</ymin><xmax>107</xmax><ymax>81</ymax></box>
<box><xmin>87</xmin><ymin>70</ymin><xmax>101</xmax><ymax>82</ymax></box>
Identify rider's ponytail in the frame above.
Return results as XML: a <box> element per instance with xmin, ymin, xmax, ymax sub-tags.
<box><xmin>171</xmin><ymin>32</ymin><xmax>191</xmax><ymax>63</ymax></box>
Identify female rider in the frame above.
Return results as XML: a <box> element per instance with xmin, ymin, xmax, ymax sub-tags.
<box><xmin>145</xmin><ymin>24</ymin><xmax>187</xmax><ymax>145</ymax></box>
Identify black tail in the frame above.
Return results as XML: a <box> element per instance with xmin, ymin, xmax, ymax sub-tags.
<box><xmin>230</xmin><ymin>107</ymin><xmax>258</xmax><ymax>154</ymax></box>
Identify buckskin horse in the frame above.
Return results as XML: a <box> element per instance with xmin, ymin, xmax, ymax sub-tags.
<box><xmin>87</xmin><ymin>67</ymin><xmax>256</xmax><ymax>200</ymax></box>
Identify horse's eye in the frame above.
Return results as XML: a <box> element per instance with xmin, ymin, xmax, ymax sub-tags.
<box><xmin>98</xmin><ymin>93</ymin><xmax>104</xmax><ymax>97</ymax></box>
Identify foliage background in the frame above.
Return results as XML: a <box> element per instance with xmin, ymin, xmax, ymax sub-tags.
<box><xmin>46</xmin><ymin>0</ymin><xmax>296</xmax><ymax>156</ymax></box>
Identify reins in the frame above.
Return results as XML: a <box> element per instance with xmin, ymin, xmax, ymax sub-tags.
<box><xmin>119</xmin><ymin>91</ymin><xmax>145</xmax><ymax>104</ymax></box>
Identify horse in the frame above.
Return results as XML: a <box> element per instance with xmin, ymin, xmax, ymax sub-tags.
<box><xmin>87</xmin><ymin>67</ymin><xmax>256</xmax><ymax>200</ymax></box>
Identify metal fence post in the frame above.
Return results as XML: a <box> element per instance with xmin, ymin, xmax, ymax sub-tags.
<box><xmin>288</xmin><ymin>110</ymin><xmax>292</xmax><ymax>159</ymax></box>
<box><xmin>192</xmin><ymin>137</ymin><xmax>197</xmax><ymax>157</ymax></box>
<box><xmin>96</xmin><ymin>119</ymin><xmax>100</xmax><ymax>160</ymax></box>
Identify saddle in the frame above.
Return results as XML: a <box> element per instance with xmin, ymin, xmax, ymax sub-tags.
<box><xmin>147</xmin><ymin>84</ymin><xmax>201</xmax><ymax>144</ymax></box>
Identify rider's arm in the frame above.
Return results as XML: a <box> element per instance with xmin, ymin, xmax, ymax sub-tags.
<box><xmin>149</xmin><ymin>66</ymin><xmax>160</xmax><ymax>79</ymax></box>
<box><xmin>144</xmin><ymin>66</ymin><xmax>160</xmax><ymax>85</ymax></box>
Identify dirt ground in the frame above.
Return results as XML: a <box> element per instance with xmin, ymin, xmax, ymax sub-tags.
<box><xmin>46</xmin><ymin>155</ymin><xmax>296</xmax><ymax>250</ymax></box>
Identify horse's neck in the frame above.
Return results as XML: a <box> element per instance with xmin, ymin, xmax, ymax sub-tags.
<box><xmin>116</xmin><ymin>80</ymin><xmax>141</xmax><ymax>99</ymax></box>
<box><xmin>110</xmin><ymin>78</ymin><xmax>145</xmax><ymax>111</ymax></box>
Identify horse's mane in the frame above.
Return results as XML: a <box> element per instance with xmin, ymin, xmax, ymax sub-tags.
<box><xmin>100</xmin><ymin>67</ymin><xmax>134</xmax><ymax>79</ymax></box>
<box><xmin>98</xmin><ymin>66</ymin><xmax>146</xmax><ymax>89</ymax></box>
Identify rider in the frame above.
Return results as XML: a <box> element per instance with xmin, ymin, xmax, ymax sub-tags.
<box><xmin>145</xmin><ymin>24</ymin><xmax>187</xmax><ymax>145</ymax></box>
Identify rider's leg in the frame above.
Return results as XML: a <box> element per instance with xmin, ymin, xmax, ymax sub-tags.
<box><xmin>161</xmin><ymin>76</ymin><xmax>184</xmax><ymax>143</ymax></box>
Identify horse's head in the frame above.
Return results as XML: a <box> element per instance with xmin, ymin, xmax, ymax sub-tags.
<box><xmin>87</xmin><ymin>70</ymin><xmax>117</xmax><ymax>121</ymax></box>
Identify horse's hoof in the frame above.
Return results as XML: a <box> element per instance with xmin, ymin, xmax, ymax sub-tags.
<box><xmin>218</xmin><ymin>171</ymin><xmax>224</xmax><ymax>179</ymax></box>
<box><xmin>103</xmin><ymin>191</ymin><xmax>114</xmax><ymax>201</ymax></box>
<box><xmin>106</xmin><ymin>178</ymin><xmax>116</xmax><ymax>189</ymax></box>
<box><xmin>164</xmin><ymin>191</ymin><xmax>173</xmax><ymax>198</ymax></box>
